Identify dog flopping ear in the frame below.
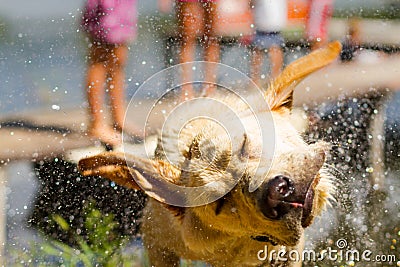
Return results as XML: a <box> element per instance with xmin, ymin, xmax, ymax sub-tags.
<box><xmin>78</xmin><ymin>152</ymin><xmax>181</xmax><ymax>203</ymax></box>
<box><xmin>266</xmin><ymin>41</ymin><xmax>342</xmax><ymax>111</ymax></box>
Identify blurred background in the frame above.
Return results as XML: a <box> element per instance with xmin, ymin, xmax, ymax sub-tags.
<box><xmin>0</xmin><ymin>0</ymin><xmax>399</xmax><ymax>115</ymax></box>
<box><xmin>0</xmin><ymin>0</ymin><xmax>399</xmax><ymax>266</ymax></box>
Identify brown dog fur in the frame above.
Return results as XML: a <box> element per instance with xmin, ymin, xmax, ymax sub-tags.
<box><xmin>78</xmin><ymin>41</ymin><xmax>341</xmax><ymax>266</ymax></box>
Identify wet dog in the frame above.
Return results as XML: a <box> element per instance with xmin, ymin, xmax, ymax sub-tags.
<box><xmin>78</xmin><ymin>41</ymin><xmax>341</xmax><ymax>266</ymax></box>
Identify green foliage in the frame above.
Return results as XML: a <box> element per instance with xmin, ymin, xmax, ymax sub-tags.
<box><xmin>11</xmin><ymin>202</ymin><xmax>142</xmax><ymax>266</ymax></box>
<box><xmin>10</xmin><ymin>202</ymin><xmax>211</xmax><ymax>266</ymax></box>
<box><xmin>334</xmin><ymin>5</ymin><xmax>400</xmax><ymax>20</ymax></box>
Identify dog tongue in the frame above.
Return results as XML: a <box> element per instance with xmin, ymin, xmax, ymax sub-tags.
<box><xmin>289</xmin><ymin>202</ymin><xmax>303</xmax><ymax>208</ymax></box>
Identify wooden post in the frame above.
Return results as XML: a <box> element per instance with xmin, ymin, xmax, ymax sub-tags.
<box><xmin>369</xmin><ymin>96</ymin><xmax>389</xmax><ymax>190</ymax></box>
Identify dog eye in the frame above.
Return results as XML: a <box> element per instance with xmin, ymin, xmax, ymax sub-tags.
<box><xmin>184</xmin><ymin>135</ymin><xmax>202</xmax><ymax>160</ymax></box>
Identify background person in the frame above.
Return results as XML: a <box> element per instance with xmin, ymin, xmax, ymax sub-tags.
<box><xmin>305</xmin><ymin>0</ymin><xmax>335</xmax><ymax>50</ymax></box>
<box><xmin>250</xmin><ymin>0</ymin><xmax>287</xmax><ymax>86</ymax></box>
<box><xmin>159</xmin><ymin>0</ymin><xmax>221</xmax><ymax>100</ymax></box>
<box><xmin>81</xmin><ymin>0</ymin><xmax>140</xmax><ymax>147</ymax></box>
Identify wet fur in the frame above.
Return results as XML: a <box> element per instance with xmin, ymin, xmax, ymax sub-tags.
<box><xmin>142</xmin><ymin>101</ymin><xmax>334</xmax><ymax>266</ymax></box>
<box><xmin>78</xmin><ymin>42</ymin><xmax>341</xmax><ymax>266</ymax></box>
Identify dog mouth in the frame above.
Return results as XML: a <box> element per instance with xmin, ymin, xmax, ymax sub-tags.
<box><xmin>301</xmin><ymin>174</ymin><xmax>321</xmax><ymax>227</ymax></box>
<box><xmin>257</xmin><ymin>173</ymin><xmax>322</xmax><ymax>229</ymax></box>
<box><xmin>263</xmin><ymin>174</ymin><xmax>320</xmax><ymax>228</ymax></box>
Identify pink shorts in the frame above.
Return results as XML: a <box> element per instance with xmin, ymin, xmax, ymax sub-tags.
<box><xmin>81</xmin><ymin>0</ymin><xmax>138</xmax><ymax>44</ymax></box>
<box><xmin>305</xmin><ymin>0</ymin><xmax>334</xmax><ymax>41</ymax></box>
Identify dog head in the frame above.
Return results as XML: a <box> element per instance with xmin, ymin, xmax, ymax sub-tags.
<box><xmin>79</xmin><ymin>41</ymin><xmax>341</xmax><ymax>247</ymax></box>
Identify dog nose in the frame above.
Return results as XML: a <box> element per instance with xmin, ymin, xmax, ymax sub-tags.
<box><xmin>257</xmin><ymin>175</ymin><xmax>295</xmax><ymax>219</ymax></box>
<box><xmin>268</xmin><ymin>175</ymin><xmax>294</xmax><ymax>199</ymax></box>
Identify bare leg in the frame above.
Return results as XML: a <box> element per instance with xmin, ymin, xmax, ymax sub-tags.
<box><xmin>268</xmin><ymin>45</ymin><xmax>284</xmax><ymax>79</ymax></box>
<box><xmin>250</xmin><ymin>48</ymin><xmax>264</xmax><ymax>88</ymax></box>
<box><xmin>177</xmin><ymin>2</ymin><xmax>203</xmax><ymax>100</ymax></box>
<box><xmin>108</xmin><ymin>45</ymin><xmax>143</xmax><ymax>138</ymax></box>
<box><xmin>86</xmin><ymin>44</ymin><xmax>122</xmax><ymax>146</ymax></box>
<box><xmin>108</xmin><ymin>45</ymin><xmax>128</xmax><ymax>130</ymax></box>
<box><xmin>202</xmin><ymin>2</ymin><xmax>220</xmax><ymax>96</ymax></box>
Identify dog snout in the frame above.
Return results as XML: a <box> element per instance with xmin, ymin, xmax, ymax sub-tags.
<box><xmin>257</xmin><ymin>175</ymin><xmax>297</xmax><ymax>220</ymax></box>
<box><xmin>268</xmin><ymin>175</ymin><xmax>294</xmax><ymax>199</ymax></box>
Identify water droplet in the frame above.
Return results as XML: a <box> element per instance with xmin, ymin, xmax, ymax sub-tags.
<box><xmin>51</xmin><ymin>104</ymin><xmax>60</xmax><ymax>111</ymax></box>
